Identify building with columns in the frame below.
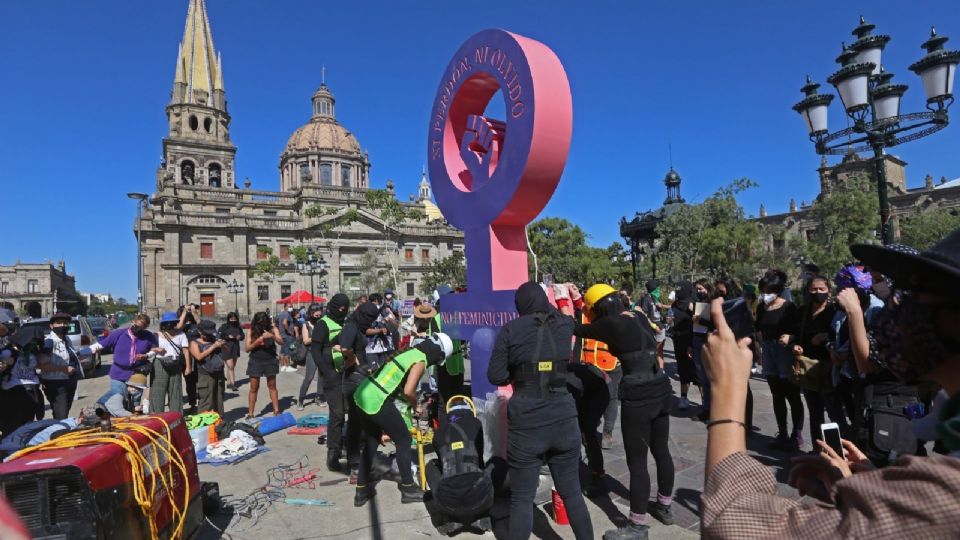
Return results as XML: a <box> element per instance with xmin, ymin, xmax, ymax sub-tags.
<box><xmin>137</xmin><ymin>0</ymin><xmax>462</xmax><ymax>319</ymax></box>
<box><xmin>0</xmin><ymin>260</ymin><xmax>81</xmax><ymax>317</ymax></box>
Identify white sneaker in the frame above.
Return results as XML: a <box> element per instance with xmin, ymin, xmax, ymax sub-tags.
<box><xmin>282</xmin><ymin>366</ymin><xmax>297</xmax><ymax>373</ymax></box>
<box><xmin>678</xmin><ymin>397</ymin><xmax>690</xmax><ymax>410</ymax></box>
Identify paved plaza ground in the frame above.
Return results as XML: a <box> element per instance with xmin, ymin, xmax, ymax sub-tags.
<box><xmin>64</xmin><ymin>342</ymin><xmax>807</xmax><ymax>539</ymax></box>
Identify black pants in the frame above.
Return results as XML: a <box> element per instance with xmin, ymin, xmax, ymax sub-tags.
<box><xmin>435</xmin><ymin>364</ymin><xmax>465</xmax><ymax>429</ymax></box>
<box><xmin>357</xmin><ymin>402</ymin><xmax>413</xmax><ymax>488</ymax></box>
<box><xmin>318</xmin><ymin>354</ymin><xmax>346</xmax><ymax>457</ymax></box>
<box><xmin>0</xmin><ymin>384</ymin><xmax>44</xmax><ymax>436</ymax></box>
<box><xmin>745</xmin><ymin>384</ymin><xmax>754</xmax><ymax>431</ymax></box>
<box><xmin>298</xmin><ymin>351</ymin><xmax>324</xmax><ymax>404</ymax></box>
<box><xmin>575</xmin><ymin>382</ymin><xmax>609</xmax><ymax>476</ymax></box>
<box><xmin>621</xmin><ymin>390</ymin><xmax>675</xmax><ymax>515</ymax></box>
<box><xmin>672</xmin><ymin>335</ymin><xmax>698</xmax><ymax>386</ymax></box>
<box><xmin>767</xmin><ymin>376</ymin><xmax>804</xmax><ymax>436</ymax></box>
<box><xmin>506</xmin><ymin>417</ymin><xmax>593</xmax><ymax>540</ymax></box>
<box><xmin>184</xmin><ymin>367</ymin><xmax>198</xmax><ymax>409</ymax></box>
<box><xmin>41</xmin><ymin>379</ymin><xmax>77</xmax><ymax>420</ymax></box>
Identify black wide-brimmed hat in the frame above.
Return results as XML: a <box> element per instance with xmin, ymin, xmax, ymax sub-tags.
<box><xmin>851</xmin><ymin>227</ymin><xmax>960</xmax><ymax>299</ymax></box>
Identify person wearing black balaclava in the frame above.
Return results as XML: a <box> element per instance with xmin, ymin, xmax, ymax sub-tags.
<box><xmin>575</xmin><ymin>283</ymin><xmax>675</xmax><ymax>540</ymax></box>
<box><xmin>488</xmin><ymin>282</ymin><xmax>594</xmax><ymax>540</ymax></box>
<box><xmin>431</xmin><ymin>285</ymin><xmax>465</xmax><ymax>429</ymax></box>
<box><xmin>310</xmin><ymin>294</ymin><xmax>352</xmax><ymax>471</ymax></box>
<box><xmin>672</xmin><ymin>281</ymin><xmax>698</xmax><ymax>410</ymax></box>
<box><xmin>336</xmin><ymin>299</ymin><xmax>380</xmax><ymax>482</ymax></box>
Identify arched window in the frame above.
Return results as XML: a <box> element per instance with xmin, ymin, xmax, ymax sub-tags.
<box><xmin>209</xmin><ymin>163</ymin><xmax>222</xmax><ymax>188</ymax></box>
<box><xmin>319</xmin><ymin>163</ymin><xmax>333</xmax><ymax>185</ymax></box>
<box><xmin>181</xmin><ymin>160</ymin><xmax>196</xmax><ymax>185</ymax></box>
<box><xmin>299</xmin><ymin>164</ymin><xmax>311</xmax><ymax>183</ymax></box>
<box><xmin>341</xmin><ymin>166</ymin><xmax>352</xmax><ymax>187</ymax></box>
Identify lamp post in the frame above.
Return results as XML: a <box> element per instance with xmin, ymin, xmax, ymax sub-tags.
<box><xmin>296</xmin><ymin>247</ymin><xmax>328</xmax><ymax>300</ymax></box>
<box><xmin>792</xmin><ymin>18</ymin><xmax>958</xmax><ymax>245</ymax></box>
<box><xmin>126</xmin><ymin>192</ymin><xmax>148</xmax><ymax>313</ymax></box>
<box><xmin>227</xmin><ymin>278</ymin><xmax>244</xmax><ymax>313</ymax></box>
<box><xmin>317</xmin><ymin>280</ymin><xmax>328</xmax><ymax>303</ymax></box>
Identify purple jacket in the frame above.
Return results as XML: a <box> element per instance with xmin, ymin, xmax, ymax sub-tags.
<box><xmin>98</xmin><ymin>327</ymin><xmax>158</xmax><ymax>381</ymax></box>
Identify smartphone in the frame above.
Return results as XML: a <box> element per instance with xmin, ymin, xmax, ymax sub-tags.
<box><xmin>698</xmin><ymin>298</ymin><xmax>755</xmax><ymax>341</ymax></box>
<box><xmin>821</xmin><ymin>422</ymin><xmax>844</xmax><ymax>457</ymax></box>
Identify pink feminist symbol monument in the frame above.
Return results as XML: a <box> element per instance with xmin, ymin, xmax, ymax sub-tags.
<box><xmin>427</xmin><ymin>29</ymin><xmax>573</xmax><ymax>399</ymax></box>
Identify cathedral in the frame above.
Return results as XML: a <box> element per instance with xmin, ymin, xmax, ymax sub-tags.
<box><xmin>137</xmin><ymin>0</ymin><xmax>462</xmax><ymax>318</ymax></box>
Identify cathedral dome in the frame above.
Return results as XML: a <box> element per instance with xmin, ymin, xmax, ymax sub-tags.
<box><xmin>284</xmin><ymin>120</ymin><xmax>362</xmax><ymax>156</ymax></box>
<box><xmin>279</xmin><ymin>82</ymin><xmax>371</xmax><ymax>191</ymax></box>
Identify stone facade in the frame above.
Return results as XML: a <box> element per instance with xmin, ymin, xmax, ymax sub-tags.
<box><xmin>137</xmin><ymin>0</ymin><xmax>463</xmax><ymax>319</ymax></box>
<box><xmin>0</xmin><ymin>260</ymin><xmax>81</xmax><ymax>316</ymax></box>
<box><xmin>757</xmin><ymin>150</ymin><xmax>960</xmax><ymax>249</ymax></box>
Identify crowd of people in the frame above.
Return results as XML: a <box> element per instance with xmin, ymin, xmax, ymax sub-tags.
<box><xmin>1</xmin><ymin>229</ymin><xmax>959</xmax><ymax>538</ymax></box>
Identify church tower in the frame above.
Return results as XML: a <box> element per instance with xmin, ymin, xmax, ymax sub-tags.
<box><xmin>160</xmin><ymin>0</ymin><xmax>236</xmax><ymax>189</ymax></box>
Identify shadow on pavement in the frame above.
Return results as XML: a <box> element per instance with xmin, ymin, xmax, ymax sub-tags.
<box><xmin>674</xmin><ymin>487</ymin><xmax>702</xmax><ymax>519</ymax></box>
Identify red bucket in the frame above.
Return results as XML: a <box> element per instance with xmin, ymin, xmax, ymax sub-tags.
<box><xmin>551</xmin><ymin>488</ymin><xmax>569</xmax><ymax>525</ymax></box>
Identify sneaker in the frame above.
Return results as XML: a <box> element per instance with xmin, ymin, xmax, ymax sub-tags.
<box><xmin>791</xmin><ymin>430</ymin><xmax>804</xmax><ymax>451</ymax></box>
<box><xmin>770</xmin><ymin>432</ymin><xmax>790</xmax><ymax>450</ymax></box>
<box><xmin>353</xmin><ymin>486</ymin><xmax>376</xmax><ymax>507</ymax></box>
<box><xmin>349</xmin><ymin>466</ymin><xmax>359</xmax><ymax>485</ymax></box>
<box><xmin>678</xmin><ymin>397</ymin><xmax>690</xmax><ymax>410</ymax></box>
<box><xmin>399</xmin><ymin>483</ymin><xmax>424</xmax><ymax>503</ymax></box>
<box><xmin>601</xmin><ymin>432</ymin><xmax>613</xmax><ymax>450</ymax></box>
<box><xmin>296</xmin><ymin>400</ymin><xmax>305</xmax><ymax>411</ymax></box>
<box><xmin>649</xmin><ymin>502</ymin><xmax>674</xmax><ymax>525</ymax></box>
<box><xmin>583</xmin><ymin>475</ymin><xmax>607</xmax><ymax>498</ymax></box>
<box><xmin>602</xmin><ymin>523</ymin><xmax>649</xmax><ymax>540</ymax></box>
<box><xmin>326</xmin><ymin>451</ymin><xmax>343</xmax><ymax>472</ymax></box>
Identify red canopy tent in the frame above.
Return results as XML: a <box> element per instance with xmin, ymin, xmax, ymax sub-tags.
<box><xmin>275</xmin><ymin>290</ymin><xmax>327</xmax><ymax>305</ymax></box>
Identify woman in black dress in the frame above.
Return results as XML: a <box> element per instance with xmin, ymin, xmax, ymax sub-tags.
<box><xmin>245</xmin><ymin>312</ymin><xmax>283</xmax><ymax>418</ymax></box>
<box><xmin>218</xmin><ymin>312</ymin><xmax>245</xmax><ymax>391</ymax></box>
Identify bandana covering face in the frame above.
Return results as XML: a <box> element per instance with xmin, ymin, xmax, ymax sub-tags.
<box><xmin>870</xmin><ymin>295</ymin><xmax>958</xmax><ymax>382</ymax></box>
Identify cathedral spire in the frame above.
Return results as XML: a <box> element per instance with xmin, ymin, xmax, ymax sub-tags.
<box><xmin>172</xmin><ymin>0</ymin><xmax>222</xmax><ymax>108</ymax></box>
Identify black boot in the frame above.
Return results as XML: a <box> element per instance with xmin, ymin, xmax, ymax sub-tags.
<box><xmin>353</xmin><ymin>485</ymin><xmax>376</xmax><ymax>507</ymax></box>
<box><xmin>399</xmin><ymin>483</ymin><xmax>424</xmax><ymax>503</ymax></box>
<box><xmin>649</xmin><ymin>502</ymin><xmax>674</xmax><ymax>525</ymax></box>
<box><xmin>326</xmin><ymin>449</ymin><xmax>343</xmax><ymax>472</ymax></box>
<box><xmin>602</xmin><ymin>523</ymin><xmax>649</xmax><ymax>540</ymax></box>
<box><xmin>583</xmin><ymin>473</ymin><xmax>607</xmax><ymax>498</ymax></box>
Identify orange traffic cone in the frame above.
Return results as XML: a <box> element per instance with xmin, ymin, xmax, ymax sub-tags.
<box><xmin>551</xmin><ymin>488</ymin><xmax>569</xmax><ymax>525</ymax></box>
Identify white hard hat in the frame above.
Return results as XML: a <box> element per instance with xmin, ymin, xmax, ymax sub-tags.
<box><xmin>429</xmin><ymin>332</ymin><xmax>454</xmax><ymax>359</ymax></box>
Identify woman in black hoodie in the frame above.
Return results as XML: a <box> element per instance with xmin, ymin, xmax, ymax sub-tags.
<box><xmin>671</xmin><ymin>281</ymin><xmax>700</xmax><ymax>409</ymax></box>
<box><xmin>488</xmin><ymin>282</ymin><xmax>594</xmax><ymax>540</ymax></box>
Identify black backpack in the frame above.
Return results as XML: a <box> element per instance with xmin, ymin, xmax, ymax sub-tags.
<box><xmin>863</xmin><ymin>391</ymin><xmax>918</xmax><ymax>466</ymax></box>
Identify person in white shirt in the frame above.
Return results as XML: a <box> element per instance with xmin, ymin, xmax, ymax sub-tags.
<box><xmin>151</xmin><ymin>311</ymin><xmax>190</xmax><ymax>413</ymax></box>
<box><xmin>37</xmin><ymin>312</ymin><xmax>83</xmax><ymax>419</ymax></box>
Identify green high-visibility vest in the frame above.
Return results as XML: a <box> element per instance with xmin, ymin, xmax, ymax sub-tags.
<box><xmin>321</xmin><ymin>316</ymin><xmax>344</xmax><ymax>372</ymax></box>
<box><xmin>433</xmin><ymin>313</ymin><xmax>464</xmax><ymax>376</ymax></box>
<box><xmin>354</xmin><ymin>348</ymin><xmax>427</xmax><ymax>416</ymax></box>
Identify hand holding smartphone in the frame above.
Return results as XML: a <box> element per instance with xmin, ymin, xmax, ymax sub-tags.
<box><xmin>821</xmin><ymin>422</ymin><xmax>845</xmax><ymax>458</ymax></box>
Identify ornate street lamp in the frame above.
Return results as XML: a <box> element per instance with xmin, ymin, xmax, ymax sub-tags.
<box><xmin>226</xmin><ymin>279</ymin><xmax>244</xmax><ymax>313</ymax></box>
<box><xmin>792</xmin><ymin>17</ymin><xmax>958</xmax><ymax>245</ymax></box>
<box><xmin>297</xmin><ymin>247</ymin><xmax>328</xmax><ymax>299</ymax></box>
<box><xmin>126</xmin><ymin>192</ymin><xmax>148</xmax><ymax>313</ymax></box>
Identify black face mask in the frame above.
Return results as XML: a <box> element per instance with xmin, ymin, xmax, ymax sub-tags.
<box><xmin>812</xmin><ymin>291</ymin><xmax>829</xmax><ymax>304</ymax></box>
<box><xmin>228</xmin><ymin>319</ymin><xmax>239</xmax><ymax>327</ymax></box>
<box><xmin>696</xmin><ymin>291</ymin><xmax>709</xmax><ymax>302</ymax></box>
<box><xmin>130</xmin><ymin>325</ymin><xmax>143</xmax><ymax>334</ymax></box>
<box><xmin>52</xmin><ymin>326</ymin><xmax>69</xmax><ymax>337</ymax></box>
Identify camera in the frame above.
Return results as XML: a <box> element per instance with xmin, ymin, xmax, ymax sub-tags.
<box><xmin>697</xmin><ymin>298</ymin><xmax>755</xmax><ymax>341</ymax></box>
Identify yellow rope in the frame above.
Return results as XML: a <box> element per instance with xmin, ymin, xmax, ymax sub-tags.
<box><xmin>8</xmin><ymin>416</ymin><xmax>193</xmax><ymax>540</ymax></box>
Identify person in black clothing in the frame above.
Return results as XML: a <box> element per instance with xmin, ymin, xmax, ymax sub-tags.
<box><xmin>298</xmin><ymin>303</ymin><xmax>325</xmax><ymax>409</ymax></box>
<box><xmin>431</xmin><ymin>286</ymin><xmax>466</xmax><ymax>429</ymax></box>
<box><xmin>337</xmin><ymin>300</ymin><xmax>379</xmax><ymax>481</ymax></box>
<box><xmin>789</xmin><ymin>275</ymin><xmax>838</xmax><ymax>447</ymax></box>
<box><xmin>574</xmin><ymin>284</ymin><xmax>675</xmax><ymax>540</ymax></box>
<box><xmin>176</xmin><ymin>304</ymin><xmax>200</xmax><ymax>412</ymax></box>
<box><xmin>424</xmin><ymin>396</ymin><xmax>495</xmax><ymax>536</ymax></box>
<box><xmin>567</xmin><ymin>360</ymin><xmax>610</xmax><ymax>497</ymax></box>
<box><xmin>309</xmin><ymin>294</ymin><xmax>351</xmax><ymax>471</ymax></box>
<box><xmin>218</xmin><ymin>312</ymin><xmax>244</xmax><ymax>391</ymax></box>
<box><xmin>756</xmin><ymin>269</ymin><xmax>803</xmax><ymax>451</ymax></box>
<box><xmin>488</xmin><ymin>282</ymin><xmax>594</xmax><ymax>540</ymax></box>
<box><xmin>671</xmin><ymin>281</ymin><xmax>699</xmax><ymax>409</ymax></box>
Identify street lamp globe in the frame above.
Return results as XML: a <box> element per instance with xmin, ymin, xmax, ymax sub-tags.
<box><xmin>827</xmin><ymin>45</ymin><xmax>876</xmax><ymax>115</ymax></box>
<box><xmin>910</xmin><ymin>27</ymin><xmax>960</xmax><ymax>108</ymax></box>
<box><xmin>872</xmin><ymin>70</ymin><xmax>908</xmax><ymax>122</ymax></box>
<box><xmin>793</xmin><ymin>76</ymin><xmax>835</xmax><ymax>136</ymax></box>
<box><xmin>849</xmin><ymin>16</ymin><xmax>890</xmax><ymax>76</ymax></box>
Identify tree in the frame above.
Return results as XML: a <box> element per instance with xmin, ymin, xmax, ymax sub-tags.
<box><xmin>364</xmin><ymin>189</ymin><xmax>425</xmax><ymax>289</ymax></box>
<box><xmin>359</xmin><ymin>251</ymin><xmax>393</xmax><ymax>295</ymax></box>
<box><xmin>526</xmin><ymin>217</ymin><xmax>625</xmax><ymax>287</ymax></box>
<box><xmin>654</xmin><ymin>179</ymin><xmax>767</xmax><ymax>285</ymax></box>
<box><xmin>898</xmin><ymin>207</ymin><xmax>960</xmax><ymax>251</ymax></box>
<box><xmin>787</xmin><ymin>174</ymin><xmax>878</xmax><ymax>276</ymax></box>
<box><xmin>252</xmin><ymin>246</ymin><xmax>286</xmax><ymax>282</ymax></box>
<box><xmin>420</xmin><ymin>250</ymin><xmax>466</xmax><ymax>295</ymax></box>
<box><xmin>303</xmin><ymin>204</ymin><xmax>361</xmax><ymax>245</ymax></box>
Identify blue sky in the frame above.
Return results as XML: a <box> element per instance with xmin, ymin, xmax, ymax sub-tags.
<box><xmin>2</xmin><ymin>1</ymin><xmax>959</xmax><ymax>300</ymax></box>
